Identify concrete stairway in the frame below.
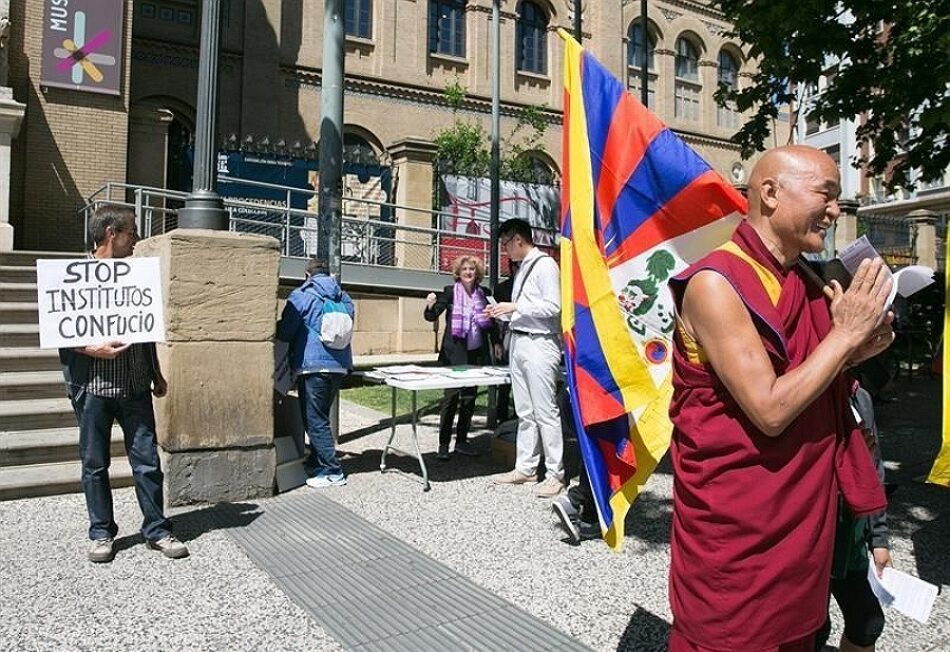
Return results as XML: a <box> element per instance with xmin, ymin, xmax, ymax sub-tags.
<box><xmin>0</xmin><ymin>251</ymin><xmax>130</xmax><ymax>500</ymax></box>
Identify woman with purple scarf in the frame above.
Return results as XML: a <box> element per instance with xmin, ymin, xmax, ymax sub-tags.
<box><xmin>424</xmin><ymin>255</ymin><xmax>495</xmax><ymax>460</ymax></box>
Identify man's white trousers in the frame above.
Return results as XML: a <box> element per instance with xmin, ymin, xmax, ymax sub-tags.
<box><xmin>509</xmin><ymin>332</ymin><xmax>563</xmax><ymax>480</ymax></box>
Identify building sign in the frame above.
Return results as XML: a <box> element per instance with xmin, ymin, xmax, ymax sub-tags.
<box><xmin>36</xmin><ymin>258</ymin><xmax>166</xmax><ymax>349</ymax></box>
<box><xmin>41</xmin><ymin>0</ymin><xmax>124</xmax><ymax>95</ymax></box>
<box><xmin>217</xmin><ymin>152</ymin><xmax>393</xmax><ymax>260</ymax></box>
<box><xmin>438</xmin><ymin>175</ymin><xmax>560</xmax><ymax>272</ymax></box>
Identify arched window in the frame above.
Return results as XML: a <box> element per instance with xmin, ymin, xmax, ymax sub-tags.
<box><xmin>429</xmin><ymin>0</ymin><xmax>466</xmax><ymax>57</ymax></box>
<box><xmin>717</xmin><ymin>50</ymin><xmax>739</xmax><ymax>89</ymax></box>
<box><xmin>627</xmin><ymin>22</ymin><xmax>657</xmax><ymax>109</ymax></box>
<box><xmin>343</xmin><ymin>133</ymin><xmax>381</xmax><ymax>166</ymax></box>
<box><xmin>674</xmin><ymin>36</ymin><xmax>702</xmax><ymax>122</ymax></box>
<box><xmin>717</xmin><ymin>49</ymin><xmax>741</xmax><ymax>128</ymax></box>
<box><xmin>344</xmin><ymin>0</ymin><xmax>372</xmax><ymax>39</ymax></box>
<box><xmin>627</xmin><ymin>23</ymin><xmax>655</xmax><ymax>71</ymax></box>
<box><xmin>674</xmin><ymin>37</ymin><xmax>699</xmax><ymax>81</ymax></box>
<box><xmin>517</xmin><ymin>1</ymin><xmax>548</xmax><ymax>75</ymax></box>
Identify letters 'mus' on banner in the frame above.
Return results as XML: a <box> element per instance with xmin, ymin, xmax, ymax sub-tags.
<box><xmin>41</xmin><ymin>0</ymin><xmax>124</xmax><ymax>96</ymax></box>
<box><xmin>36</xmin><ymin>258</ymin><xmax>166</xmax><ymax>349</ymax></box>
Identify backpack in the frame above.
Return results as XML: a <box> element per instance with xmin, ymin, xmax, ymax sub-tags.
<box><xmin>314</xmin><ymin>296</ymin><xmax>353</xmax><ymax>350</ymax></box>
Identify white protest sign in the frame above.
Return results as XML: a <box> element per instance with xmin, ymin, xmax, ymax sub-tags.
<box><xmin>36</xmin><ymin>258</ymin><xmax>167</xmax><ymax>349</ymax></box>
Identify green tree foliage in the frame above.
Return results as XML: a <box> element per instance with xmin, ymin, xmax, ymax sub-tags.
<box><xmin>433</xmin><ymin>81</ymin><xmax>553</xmax><ymax>184</ymax></box>
<box><xmin>712</xmin><ymin>0</ymin><xmax>950</xmax><ymax>190</ymax></box>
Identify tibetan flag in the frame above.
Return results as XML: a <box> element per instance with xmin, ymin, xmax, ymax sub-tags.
<box><xmin>559</xmin><ymin>31</ymin><xmax>747</xmax><ymax>549</ymax></box>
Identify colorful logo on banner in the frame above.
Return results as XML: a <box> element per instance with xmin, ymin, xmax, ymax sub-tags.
<box><xmin>42</xmin><ymin>1</ymin><xmax>124</xmax><ymax>95</ymax></box>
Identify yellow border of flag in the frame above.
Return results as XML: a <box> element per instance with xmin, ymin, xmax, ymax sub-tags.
<box><xmin>927</xmin><ymin>232</ymin><xmax>950</xmax><ymax>487</ymax></box>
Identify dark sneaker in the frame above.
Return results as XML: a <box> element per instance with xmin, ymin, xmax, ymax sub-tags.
<box><xmin>552</xmin><ymin>495</ymin><xmax>581</xmax><ymax>544</ymax></box>
<box><xmin>453</xmin><ymin>442</ymin><xmax>478</xmax><ymax>457</ymax></box>
<box><xmin>88</xmin><ymin>538</ymin><xmax>115</xmax><ymax>563</ymax></box>
<box><xmin>147</xmin><ymin>535</ymin><xmax>190</xmax><ymax>559</ymax></box>
<box><xmin>436</xmin><ymin>446</ymin><xmax>450</xmax><ymax>461</ymax></box>
<box><xmin>578</xmin><ymin>520</ymin><xmax>601</xmax><ymax>541</ymax></box>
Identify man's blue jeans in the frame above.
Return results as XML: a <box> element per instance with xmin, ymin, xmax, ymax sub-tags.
<box><xmin>72</xmin><ymin>391</ymin><xmax>171</xmax><ymax>541</ymax></box>
<box><xmin>297</xmin><ymin>373</ymin><xmax>344</xmax><ymax>477</ymax></box>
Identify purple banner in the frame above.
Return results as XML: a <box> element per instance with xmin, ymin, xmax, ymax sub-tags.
<box><xmin>41</xmin><ymin>0</ymin><xmax>124</xmax><ymax>95</ymax></box>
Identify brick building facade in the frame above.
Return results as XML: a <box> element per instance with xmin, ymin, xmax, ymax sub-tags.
<box><xmin>7</xmin><ymin>0</ymin><xmax>788</xmax><ymax>254</ymax></box>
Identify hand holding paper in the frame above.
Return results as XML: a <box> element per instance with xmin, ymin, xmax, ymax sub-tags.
<box><xmin>866</xmin><ymin>556</ymin><xmax>938</xmax><ymax>624</ymax></box>
<box><xmin>838</xmin><ymin>236</ymin><xmax>935</xmax><ymax>323</ymax></box>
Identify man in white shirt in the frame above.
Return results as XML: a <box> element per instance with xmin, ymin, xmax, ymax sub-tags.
<box><xmin>485</xmin><ymin>218</ymin><xmax>565</xmax><ymax>497</ymax></box>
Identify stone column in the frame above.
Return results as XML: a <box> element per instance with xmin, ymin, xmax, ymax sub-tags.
<box><xmin>908</xmin><ymin>208</ymin><xmax>938</xmax><ymax>270</ymax></box>
<box><xmin>135</xmin><ymin>230</ymin><xmax>281</xmax><ymax>505</ymax></box>
<box><xmin>834</xmin><ymin>199</ymin><xmax>860</xmax><ymax>257</ymax></box>
<box><xmin>0</xmin><ymin>88</ymin><xmax>24</xmax><ymax>251</ymax></box>
<box><xmin>389</xmin><ymin>138</ymin><xmax>440</xmax><ymax>354</ymax></box>
<box><xmin>389</xmin><ymin>138</ymin><xmax>437</xmax><ymax>270</ymax></box>
<box><xmin>127</xmin><ymin>106</ymin><xmax>174</xmax><ymax>190</ymax></box>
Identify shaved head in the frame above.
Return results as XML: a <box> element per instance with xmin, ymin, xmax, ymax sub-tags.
<box><xmin>744</xmin><ymin>145</ymin><xmax>842</xmax><ymax>265</ymax></box>
<box><xmin>748</xmin><ymin>146</ymin><xmax>839</xmax><ymax>217</ymax></box>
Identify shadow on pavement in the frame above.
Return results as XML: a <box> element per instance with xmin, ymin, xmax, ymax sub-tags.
<box><xmin>873</xmin><ymin>376</ymin><xmax>948</xmax><ymax>588</ymax></box>
<box><xmin>113</xmin><ymin>502</ymin><xmax>263</xmax><ymax>552</ymax></box>
<box><xmin>341</xmin><ymin>431</ymin><xmax>509</xmax><ymax>484</ymax></box>
<box><xmin>624</xmin><ymin>494</ymin><xmax>674</xmax><ymax>548</ymax></box>
<box><xmin>616</xmin><ymin>607</ymin><xmax>670</xmax><ymax>651</ymax></box>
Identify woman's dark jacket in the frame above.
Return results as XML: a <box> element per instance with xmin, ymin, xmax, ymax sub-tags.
<box><xmin>424</xmin><ymin>284</ymin><xmax>494</xmax><ymax>365</ymax></box>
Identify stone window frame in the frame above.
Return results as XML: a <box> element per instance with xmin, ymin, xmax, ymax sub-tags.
<box><xmin>428</xmin><ymin>0</ymin><xmax>467</xmax><ymax>58</ymax></box>
<box><xmin>345</xmin><ymin>0</ymin><xmax>373</xmax><ymax>40</ymax></box>
<box><xmin>516</xmin><ymin>0</ymin><xmax>549</xmax><ymax>76</ymax></box>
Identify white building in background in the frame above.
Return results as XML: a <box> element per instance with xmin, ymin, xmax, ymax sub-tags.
<box><xmin>793</xmin><ymin>58</ymin><xmax>947</xmax><ymax>271</ymax></box>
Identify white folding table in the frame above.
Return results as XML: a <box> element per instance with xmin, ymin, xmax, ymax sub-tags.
<box><xmin>365</xmin><ymin>367</ymin><xmax>511</xmax><ymax>491</ymax></box>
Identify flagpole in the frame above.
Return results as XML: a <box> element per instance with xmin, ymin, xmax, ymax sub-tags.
<box><xmin>573</xmin><ymin>0</ymin><xmax>582</xmax><ymax>41</ymax></box>
<box><xmin>490</xmin><ymin>0</ymin><xmax>501</xmax><ymax>291</ymax></box>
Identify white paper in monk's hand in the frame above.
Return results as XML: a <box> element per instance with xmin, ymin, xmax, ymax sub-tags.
<box><xmin>837</xmin><ymin>236</ymin><xmax>934</xmax><ymax>322</ymax></box>
<box><xmin>867</xmin><ymin>557</ymin><xmax>939</xmax><ymax>623</ymax></box>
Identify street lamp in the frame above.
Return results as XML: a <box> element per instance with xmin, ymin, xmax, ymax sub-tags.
<box><xmin>177</xmin><ymin>0</ymin><xmax>227</xmax><ymax>231</ymax></box>
<box><xmin>319</xmin><ymin>0</ymin><xmax>344</xmax><ymax>280</ymax></box>
<box><xmin>489</xmin><ymin>0</ymin><xmax>501</xmax><ymax>291</ymax></box>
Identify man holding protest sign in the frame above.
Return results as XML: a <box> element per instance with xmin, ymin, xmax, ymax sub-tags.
<box><xmin>58</xmin><ymin>205</ymin><xmax>187</xmax><ymax>563</ymax></box>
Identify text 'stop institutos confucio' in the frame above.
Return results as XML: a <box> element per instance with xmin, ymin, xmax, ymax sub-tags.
<box><xmin>6</xmin><ymin>0</ymin><xmax>788</xmax><ymax>252</ymax></box>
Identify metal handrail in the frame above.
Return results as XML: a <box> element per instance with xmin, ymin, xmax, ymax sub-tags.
<box><xmin>79</xmin><ymin>181</ymin><xmax>516</xmax><ymax>274</ymax></box>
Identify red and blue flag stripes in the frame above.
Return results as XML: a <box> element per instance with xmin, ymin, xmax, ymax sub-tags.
<box><xmin>560</xmin><ymin>31</ymin><xmax>746</xmax><ymax>548</ymax></box>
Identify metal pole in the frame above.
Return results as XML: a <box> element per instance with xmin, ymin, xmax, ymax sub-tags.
<box><xmin>177</xmin><ymin>0</ymin><xmax>227</xmax><ymax>230</ymax></box>
<box><xmin>319</xmin><ymin>0</ymin><xmax>345</xmax><ymax>280</ymax></box>
<box><xmin>640</xmin><ymin>0</ymin><xmax>648</xmax><ymax>107</ymax></box>
<box><xmin>573</xmin><ymin>0</ymin><xmax>582</xmax><ymax>42</ymax></box>
<box><xmin>489</xmin><ymin>0</ymin><xmax>501</xmax><ymax>291</ymax></box>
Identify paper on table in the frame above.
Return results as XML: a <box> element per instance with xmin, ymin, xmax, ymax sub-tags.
<box><xmin>375</xmin><ymin>365</ymin><xmax>432</xmax><ymax>375</ymax></box>
<box><xmin>867</xmin><ymin>557</ymin><xmax>939</xmax><ymax>623</ymax></box>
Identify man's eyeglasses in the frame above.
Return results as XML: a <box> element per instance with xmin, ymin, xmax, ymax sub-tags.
<box><xmin>500</xmin><ymin>237</ymin><xmax>514</xmax><ymax>249</ymax></box>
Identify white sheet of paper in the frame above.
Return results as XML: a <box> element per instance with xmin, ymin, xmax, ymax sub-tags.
<box><xmin>893</xmin><ymin>265</ymin><xmax>935</xmax><ymax>298</ymax></box>
<box><xmin>36</xmin><ymin>258</ymin><xmax>167</xmax><ymax>349</ymax></box>
<box><xmin>837</xmin><ymin>237</ymin><xmax>934</xmax><ymax>323</ymax></box>
<box><xmin>867</xmin><ymin>557</ymin><xmax>939</xmax><ymax>624</ymax></box>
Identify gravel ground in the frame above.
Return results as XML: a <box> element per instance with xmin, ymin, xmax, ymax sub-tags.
<box><xmin>325</xmin><ymin>378</ymin><xmax>949</xmax><ymax>652</ymax></box>
<box><xmin>1</xmin><ymin>377</ymin><xmax>945</xmax><ymax>651</ymax></box>
<box><xmin>0</xmin><ymin>493</ymin><xmax>342</xmax><ymax>651</ymax></box>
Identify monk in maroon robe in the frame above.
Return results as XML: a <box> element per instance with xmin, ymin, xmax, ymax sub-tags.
<box><xmin>667</xmin><ymin>146</ymin><xmax>892</xmax><ymax>652</ymax></box>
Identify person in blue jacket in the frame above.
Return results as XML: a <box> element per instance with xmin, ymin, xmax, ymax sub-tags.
<box><xmin>277</xmin><ymin>257</ymin><xmax>355</xmax><ymax>487</ymax></box>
